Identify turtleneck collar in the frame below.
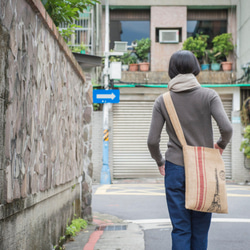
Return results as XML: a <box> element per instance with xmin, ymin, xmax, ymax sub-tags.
<box><xmin>168</xmin><ymin>74</ymin><xmax>201</xmax><ymax>92</ymax></box>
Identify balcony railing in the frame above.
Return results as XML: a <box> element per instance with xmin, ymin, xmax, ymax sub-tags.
<box><xmin>59</xmin><ymin>7</ymin><xmax>94</xmax><ymax>55</ymax></box>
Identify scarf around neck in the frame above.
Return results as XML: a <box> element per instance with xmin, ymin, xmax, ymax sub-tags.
<box><xmin>168</xmin><ymin>73</ymin><xmax>201</xmax><ymax>92</ymax></box>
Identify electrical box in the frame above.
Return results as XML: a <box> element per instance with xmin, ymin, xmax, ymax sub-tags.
<box><xmin>110</xmin><ymin>62</ymin><xmax>122</xmax><ymax>80</ymax></box>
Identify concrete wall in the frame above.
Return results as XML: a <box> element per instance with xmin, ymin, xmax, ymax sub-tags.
<box><xmin>237</xmin><ymin>0</ymin><xmax>250</xmax><ymax>75</ymax></box>
<box><xmin>92</xmin><ymin>111</ymin><xmax>103</xmax><ymax>183</ymax></box>
<box><xmin>150</xmin><ymin>6</ymin><xmax>187</xmax><ymax>72</ymax></box>
<box><xmin>0</xmin><ymin>0</ymin><xmax>93</xmax><ymax>249</ymax></box>
<box><xmin>231</xmin><ymin>111</ymin><xmax>250</xmax><ymax>183</ymax></box>
<box><xmin>232</xmin><ymin>0</ymin><xmax>250</xmax><ymax>182</ymax></box>
<box><xmin>228</xmin><ymin>7</ymin><xmax>237</xmax><ymax>71</ymax></box>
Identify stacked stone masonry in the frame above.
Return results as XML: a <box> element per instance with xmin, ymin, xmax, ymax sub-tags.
<box><xmin>0</xmin><ymin>0</ymin><xmax>93</xmax><ymax>249</ymax></box>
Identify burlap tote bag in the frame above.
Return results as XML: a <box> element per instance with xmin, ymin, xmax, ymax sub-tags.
<box><xmin>163</xmin><ymin>92</ymin><xmax>228</xmax><ymax>214</ymax></box>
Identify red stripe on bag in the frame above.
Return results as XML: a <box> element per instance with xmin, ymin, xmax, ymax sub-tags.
<box><xmin>194</xmin><ymin>148</ymin><xmax>200</xmax><ymax>209</ymax></box>
<box><xmin>195</xmin><ymin>147</ymin><xmax>207</xmax><ymax>211</ymax></box>
<box><xmin>201</xmin><ymin>148</ymin><xmax>207</xmax><ymax>210</ymax></box>
<box><xmin>201</xmin><ymin>147</ymin><xmax>207</xmax><ymax>210</ymax></box>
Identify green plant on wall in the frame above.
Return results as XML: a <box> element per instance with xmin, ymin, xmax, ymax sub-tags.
<box><xmin>92</xmin><ymin>80</ymin><xmax>102</xmax><ymax>111</ymax></box>
<box><xmin>241</xmin><ymin>97</ymin><xmax>250</xmax><ymax>127</ymax></box>
<box><xmin>240</xmin><ymin>125</ymin><xmax>250</xmax><ymax>158</ymax></box>
<box><xmin>182</xmin><ymin>34</ymin><xmax>209</xmax><ymax>63</ymax></box>
<box><xmin>41</xmin><ymin>0</ymin><xmax>100</xmax><ymax>42</ymax></box>
<box><xmin>240</xmin><ymin>98</ymin><xmax>250</xmax><ymax>160</ymax></box>
<box><xmin>54</xmin><ymin>217</ymin><xmax>88</xmax><ymax>250</ymax></box>
<box><xmin>65</xmin><ymin>217</ymin><xmax>87</xmax><ymax>237</ymax></box>
<box><xmin>41</xmin><ymin>0</ymin><xmax>100</xmax><ymax>26</ymax></box>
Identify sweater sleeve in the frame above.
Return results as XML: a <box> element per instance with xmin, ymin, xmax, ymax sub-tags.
<box><xmin>210</xmin><ymin>92</ymin><xmax>233</xmax><ymax>149</ymax></box>
<box><xmin>147</xmin><ymin>96</ymin><xmax>165</xmax><ymax>167</ymax></box>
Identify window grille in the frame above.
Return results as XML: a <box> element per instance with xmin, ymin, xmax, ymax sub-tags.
<box><xmin>59</xmin><ymin>6</ymin><xmax>94</xmax><ymax>55</ymax></box>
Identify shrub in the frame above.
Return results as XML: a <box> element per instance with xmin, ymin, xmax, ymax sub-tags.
<box><xmin>182</xmin><ymin>34</ymin><xmax>209</xmax><ymax>62</ymax></box>
<box><xmin>212</xmin><ymin>33</ymin><xmax>234</xmax><ymax>61</ymax></box>
<box><xmin>135</xmin><ymin>38</ymin><xmax>151</xmax><ymax>62</ymax></box>
<box><xmin>240</xmin><ymin>125</ymin><xmax>250</xmax><ymax>158</ymax></box>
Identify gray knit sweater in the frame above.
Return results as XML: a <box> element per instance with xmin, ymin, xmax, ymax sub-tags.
<box><xmin>147</xmin><ymin>87</ymin><xmax>233</xmax><ymax>167</ymax></box>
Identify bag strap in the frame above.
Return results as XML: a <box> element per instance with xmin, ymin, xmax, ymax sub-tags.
<box><xmin>163</xmin><ymin>92</ymin><xmax>187</xmax><ymax>147</ymax></box>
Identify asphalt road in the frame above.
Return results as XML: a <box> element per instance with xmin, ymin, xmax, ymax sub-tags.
<box><xmin>92</xmin><ymin>180</ymin><xmax>250</xmax><ymax>250</ymax></box>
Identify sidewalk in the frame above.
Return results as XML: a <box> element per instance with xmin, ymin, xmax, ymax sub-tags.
<box><xmin>64</xmin><ymin>212</ymin><xmax>144</xmax><ymax>250</ymax></box>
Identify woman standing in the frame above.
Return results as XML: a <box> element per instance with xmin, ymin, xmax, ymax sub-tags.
<box><xmin>147</xmin><ymin>50</ymin><xmax>232</xmax><ymax>250</ymax></box>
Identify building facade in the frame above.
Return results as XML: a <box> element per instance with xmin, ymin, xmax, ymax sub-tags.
<box><xmin>92</xmin><ymin>0</ymin><xmax>250</xmax><ymax>183</ymax></box>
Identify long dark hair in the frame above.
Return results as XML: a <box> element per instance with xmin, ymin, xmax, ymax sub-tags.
<box><xmin>168</xmin><ymin>50</ymin><xmax>201</xmax><ymax>79</ymax></box>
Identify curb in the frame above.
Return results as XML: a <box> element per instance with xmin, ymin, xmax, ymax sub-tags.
<box><xmin>65</xmin><ymin>212</ymin><xmax>144</xmax><ymax>250</ymax></box>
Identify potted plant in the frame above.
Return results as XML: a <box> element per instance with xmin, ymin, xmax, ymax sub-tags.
<box><xmin>135</xmin><ymin>38</ymin><xmax>151</xmax><ymax>71</ymax></box>
<box><xmin>211</xmin><ymin>33</ymin><xmax>235</xmax><ymax>71</ymax></box>
<box><xmin>68</xmin><ymin>42</ymin><xmax>88</xmax><ymax>54</ymax></box>
<box><xmin>79</xmin><ymin>43</ymin><xmax>87</xmax><ymax>54</ymax></box>
<box><xmin>128</xmin><ymin>54</ymin><xmax>138</xmax><ymax>71</ymax></box>
<box><xmin>202</xmin><ymin>49</ymin><xmax>210</xmax><ymax>71</ymax></box>
<box><xmin>209</xmin><ymin>51</ymin><xmax>221</xmax><ymax>71</ymax></box>
<box><xmin>182</xmin><ymin>34</ymin><xmax>210</xmax><ymax>70</ymax></box>
<box><xmin>120</xmin><ymin>52</ymin><xmax>131</xmax><ymax>71</ymax></box>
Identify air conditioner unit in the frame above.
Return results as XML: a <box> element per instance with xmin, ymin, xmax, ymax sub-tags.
<box><xmin>159</xmin><ymin>30</ymin><xmax>179</xmax><ymax>43</ymax></box>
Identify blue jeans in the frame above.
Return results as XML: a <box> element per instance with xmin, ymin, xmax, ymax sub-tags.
<box><xmin>164</xmin><ymin>161</ymin><xmax>212</xmax><ymax>250</ymax></box>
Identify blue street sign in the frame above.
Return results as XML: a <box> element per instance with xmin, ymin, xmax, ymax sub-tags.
<box><xmin>93</xmin><ymin>89</ymin><xmax>120</xmax><ymax>103</ymax></box>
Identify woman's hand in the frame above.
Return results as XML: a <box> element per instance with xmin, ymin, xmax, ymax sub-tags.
<box><xmin>158</xmin><ymin>165</ymin><xmax>165</xmax><ymax>176</ymax></box>
<box><xmin>214</xmin><ymin>143</ymin><xmax>224</xmax><ymax>155</ymax></box>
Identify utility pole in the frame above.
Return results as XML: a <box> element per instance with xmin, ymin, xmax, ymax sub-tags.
<box><xmin>100</xmin><ymin>0</ymin><xmax>111</xmax><ymax>184</ymax></box>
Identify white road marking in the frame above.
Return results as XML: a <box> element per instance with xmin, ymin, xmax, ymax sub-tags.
<box><xmin>125</xmin><ymin>218</ymin><xmax>250</xmax><ymax>230</ymax></box>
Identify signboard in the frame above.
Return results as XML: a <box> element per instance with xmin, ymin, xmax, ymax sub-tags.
<box><xmin>93</xmin><ymin>89</ymin><xmax>120</xmax><ymax>103</ymax></box>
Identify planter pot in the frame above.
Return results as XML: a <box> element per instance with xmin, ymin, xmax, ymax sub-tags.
<box><xmin>211</xmin><ymin>63</ymin><xmax>221</xmax><ymax>71</ymax></box>
<box><xmin>221</xmin><ymin>61</ymin><xmax>233</xmax><ymax>71</ymax></box>
<box><xmin>201</xmin><ymin>64</ymin><xmax>210</xmax><ymax>71</ymax></box>
<box><xmin>122</xmin><ymin>64</ymin><xmax>129</xmax><ymax>71</ymax></box>
<box><xmin>139</xmin><ymin>62</ymin><xmax>150</xmax><ymax>72</ymax></box>
<box><xmin>129</xmin><ymin>64</ymin><xmax>139</xmax><ymax>71</ymax></box>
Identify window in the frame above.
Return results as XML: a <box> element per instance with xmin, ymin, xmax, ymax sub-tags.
<box><xmin>110</xmin><ymin>20</ymin><xmax>150</xmax><ymax>49</ymax></box>
<box><xmin>110</xmin><ymin>9</ymin><xmax>150</xmax><ymax>50</ymax></box>
<box><xmin>187</xmin><ymin>20</ymin><xmax>227</xmax><ymax>48</ymax></box>
<box><xmin>59</xmin><ymin>7</ymin><xmax>94</xmax><ymax>54</ymax></box>
<box><xmin>187</xmin><ymin>9</ymin><xmax>228</xmax><ymax>48</ymax></box>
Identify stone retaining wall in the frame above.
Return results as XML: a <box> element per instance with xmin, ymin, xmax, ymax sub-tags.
<box><xmin>0</xmin><ymin>0</ymin><xmax>93</xmax><ymax>249</ymax></box>
<box><xmin>121</xmin><ymin>71</ymin><xmax>237</xmax><ymax>84</ymax></box>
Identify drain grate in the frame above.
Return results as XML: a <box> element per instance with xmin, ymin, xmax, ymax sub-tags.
<box><xmin>95</xmin><ymin>225</ymin><xmax>127</xmax><ymax>231</ymax></box>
